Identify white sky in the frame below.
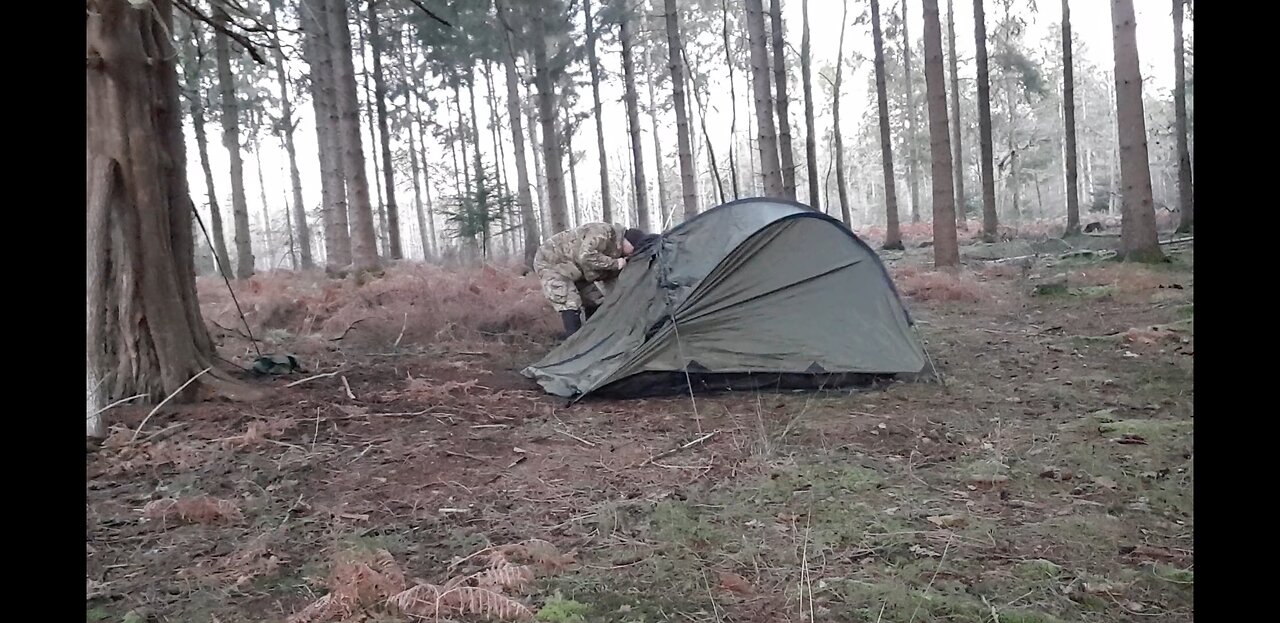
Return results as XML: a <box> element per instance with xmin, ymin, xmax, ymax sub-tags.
<box><xmin>187</xmin><ymin>0</ymin><xmax>1181</xmax><ymax>264</ymax></box>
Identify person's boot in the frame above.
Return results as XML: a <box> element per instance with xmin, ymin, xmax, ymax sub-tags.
<box><xmin>559</xmin><ymin>310</ymin><xmax>582</xmax><ymax>340</ymax></box>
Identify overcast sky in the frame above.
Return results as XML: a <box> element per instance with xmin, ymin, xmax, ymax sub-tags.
<box><xmin>187</xmin><ymin>0</ymin><xmax>1184</xmax><ymax>263</ymax></box>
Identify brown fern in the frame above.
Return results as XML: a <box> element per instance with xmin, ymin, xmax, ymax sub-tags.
<box><xmin>285</xmin><ymin>594</ymin><xmax>338</xmax><ymax>623</ymax></box>
<box><xmin>439</xmin><ymin>586</ymin><xmax>535</xmax><ymax>621</ymax></box>
<box><xmin>473</xmin><ymin>563</ymin><xmax>536</xmax><ymax>592</ymax></box>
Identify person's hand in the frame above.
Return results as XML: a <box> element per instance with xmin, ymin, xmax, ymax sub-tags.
<box><xmin>615</xmin><ymin>257</ymin><xmax>627</xmax><ymax>271</ymax></box>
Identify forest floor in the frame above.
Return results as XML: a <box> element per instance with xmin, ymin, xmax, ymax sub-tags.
<box><xmin>87</xmin><ymin>227</ymin><xmax>1193</xmax><ymax>623</ymax></box>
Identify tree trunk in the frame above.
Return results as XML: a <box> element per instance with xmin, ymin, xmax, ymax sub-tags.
<box><xmin>497</xmin><ymin>0</ymin><xmax>540</xmax><ymax>266</ymax></box>
<box><xmin>1172</xmin><ymin>0</ymin><xmax>1193</xmax><ymax>233</ymax></box>
<box><xmin>645</xmin><ymin>61</ymin><xmax>668</xmax><ymax>221</ymax></box>
<box><xmin>769</xmin><ymin>0</ymin><xmax>796</xmax><ymax>198</ymax></box>
<box><xmin>327</xmin><ymin>0</ymin><xmax>381</xmax><ymax>275</ymax></box>
<box><xmin>1060</xmin><ymin>0</ymin><xmax>1081</xmax><ymax>234</ymax></box>
<box><xmin>564</xmin><ymin>105</ymin><xmax>582</xmax><ymax>227</ymax></box>
<box><xmin>399</xmin><ymin>40</ymin><xmax>429</xmax><ymax>259</ymax></box>
<box><xmin>946</xmin><ymin>0</ymin><xmax>967</xmax><ymax>230</ymax></box>
<box><xmin>800</xmin><ymin>0</ymin><xmax>819</xmax><ymax>209</ymax></box>
<box><xmin>483</xmin><ymin>61</ymin><xmax>514</xmax><ymax>254</ymax></box>
<box><xmin>922</xmin><ymin>0</ymin><xmax>959</xmax><ymax>267</ymax></box>
<box><xmin>213</xmin><ymin>8</ymin><xmax>254</xmax><ymax>278</ymax></box>
<box><xmin>467</xmin><ymin>66</ymin><xmax>485</xmax><ymax>209</ymax></box>
<box><xmin>179</xmin><ymin>20</ymin><xmax>233</xmax><ymax>277</ymax></box>
<box><xmin>87</xmin><ymin>0</ymin><xmax>257</xmax><ymax>437</ymax></box>
<box><xmin>663</xmin><ymin>0</ymin><xmax>699</xmax><ymax>220</ymax></box>
<box><xmin>973</xmin><ymin>0</ymin><xmax>999</xmax><ymax>241</ymax></box>
<box><xmin>251</xmin><ymin>128</ymin><xmax>274</xmax><ymax>267</ymax></box>
<box><xmin>722</xmin><ymin>0</ymin><xmax>741</xmax><ymax>201</ymax></box>
<box><xmin>355</xmin><ymin>13</ymin><xmax>387</xmax><ymax>255</ymax></box>
<box><xmin>745</xmin><ymin>0</ymin><xmax>783</xmax><ymax>196</ymax></box>
<box><xmin>453</xmin><ymin>80</ymin><xmax>472</xmax><ymax>195</ymax></box>
<box><xmin>367</xmin><ymin>0</ymin><xmax>402</xmax><ymax>259</ymax></box>
<box><xmin>870</xmin><ymin>0</ymin><xmax>903</xmax><ymax>249</ymax></box>
<box><xmin>679</xmin><ymin>42</ymin><xmax>726</xmax><ymax>206</ymax></box>
<box><xmin>533</xmin><ymin>7</ymin><xmax>570</xmax><ymax>234</ymax></box>
<box><xmin>407</xmin><ymin>40</ymin><xmax>438</xmax><ymax>256</ymax></box>
<box><xmin>581</xmin><ymin>0</ymin><xmax>613</xmax><ymax>222</ymax></box>
<box><xmin>302</xmin><ymin>0</ymin><xmax>351</xmax><ymax>272</ymax></box>
<box><xmin>619</xmin><ymin>8</ymin><xmax>651</xmax><ymax>231</ymax></box>
<box><xmin>527</xmin><ymin>98</ymin><xmax>551</xmax><ymax>237</ymax></box>
<box><xmin>1005</xmin><ymin>73</ymin><xmax>1021</xmax><ymax>222</ymax></box>
<box><xmin>833</xmin><ymin>0</ymin><xmax>851</xmax><ymax>225</ymax></box>
<box><xmin>446</xmin><ymin>114</ymin><xmax>463</xmax><ymax>196</ymax></box>
<box><xmin>903</xmin><ymin>1</ymin><xmax>922</xmax><ymax>224</ymax></box>
<box><xmin>1110</xmin><ymin>0</ymin><xmax>1163</xmax><ymax>261</ymax></box>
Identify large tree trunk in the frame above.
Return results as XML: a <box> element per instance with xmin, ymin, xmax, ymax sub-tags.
<box><xmin>973</xmin><ymin>0</ymin><xmax>999</xmax><ymax>241</ymax></box>
<box><xmin>902</xmin><ymin>1</ymin><xmax>922</xmax><ymax>224</ymax></box>
<box><xmin>768</xmin><ymin>0</ymin><xmax>796</xmax><ymax>198</ymax></box>
<box><xmin>745</xmin><ymin>0</ymin><xmax>783</xmax><ymax>196</ymax></box>
<box><xmin>1172</xmin><ymin>0</ymin><xmax>1193</xmax><ymax>233</ymax></box>
<box><xmin>533</xmin><ymin>7</ymin><xmax>570</xmax><ymax>234</ymax></box>
<box><xmin>833</xmin><ymin>0</ymin><xmax>851</xmax><ymax>225</ymax></box>
<box><xmin>179</xmin><ymin>20</ymin><xmax>233</xmax><ymax>277</ymax></box>
<box><xmin>267</xmin><ymin>0</ymin><xmax>314</xmax><ymax>269</ymax></box>
<box><xmin>367</xmin><ymin>0</ymin><xmax>402</xmax><ymax>259</ymax></box>
<box><xmin>946</xmin><ymin>0</ymin><xmax>967</xmax><ymax>230</ymax></box>
<box><xmin>870</xmin><ymin>0</ymin><xmax>903</xmax><ymax>249</ymax></box>
<box><xmin>583</xmin><ymin>0</ymin><xmax>613</xmax><ymax>222</ymax></box>
<box><xmin>664</xmin><ymin>0</ymin><xmax>699</xmax><ymax>220</ymax></box>
<box><xmin>302</xmin><ymin>0</ymin><xmax>351</xmax><ymax>272</ymax></box>
<box><xmin>498</xmin><ymin>0</ymin><xmax>540</xmax><ymax>266</ymax></box>
<box><xmin>619</xmin><ymin>8</ymin><xmax>651</xmax><ymax>231</ymax></box>
<box><xmin>213</xmin><ymin>8</ymin><xmax>254</xmax><ymax>278</ymax></box>
<box><xmin>1061</xmin><ymin>0</ymin><xmax>1080</xmax><ymax>234</ymax></box>
<box><xmin>800</xmin><ymin>0</ymin><xmax>819</xmax><ymax>209</ymax></box>
<box><xmin>722</xmin><ymin>0</ymin><xmax>741</xmax><ymax>201</ymax></box>
<box><xmin>86</xmin><ymin>0</ymin><xmax>257</xmax><ymax>437</ymax></box>
<box><xmin>1110</xmin><ymin>0</ymin><xmax>1163</xmax><ymax>261</ymax></box>
<box><xmin>923</xmin><ymin>0</ymin><xmax>959</xmax><ymax>267</ymax></box>
<box><xmin>328</xmin><ymin>0</ymin><xmax>381</xmax><ymax>275</ymax></box>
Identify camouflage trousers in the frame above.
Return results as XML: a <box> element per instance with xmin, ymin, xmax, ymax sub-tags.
<box><xmin>535</xmin><ymin>268</ymin><xmax>615</xmax><ymax>313</ymax></box>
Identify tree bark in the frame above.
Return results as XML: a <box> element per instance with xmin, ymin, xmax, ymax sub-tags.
<box><xmin>946</xmin><ymin>0</ymin><xmax>967</xmax><ymax>230</ymax></box>
<box><xmin>354</xmin><ymin>12</ymin><xmax>387</xmax><ymax>254</ymax></box>
<box><xmin>973</xmin><ymin>0</ymin><xmax>1000</xmax><ymax>241</ymax></box>
<box><xmin>800</xmin><ymin>0</ymin><xmax>819</xmax><ymax>208</ymax></box>
<box><xmin>922</xmin><ymin>0</ymin><xmax>959</xmax><ymax>267</ymax></box>
<box><xmin>769</xmin><ymin>0</ymin><xmax>796</xmax><ymax>198</ymax></box>
<box><xmin>903</xmin><ymin>1</ymin><xmax>922</xmax><ymax>224</ymax></box>
<box><xmin>1060</xmin><ymin>0</ymin><xmax>1081</xmax><ymax>234</ymax></box>
<box><xmin>406</xmin><ymin>36</ymin><xmax>438</xmax><ymax>256</ymax></box>
<box><xmin>251</xmin><ymin>123</ymin><xmax>275</xmax><ymax>266</ymax></box>
<box><xmin>645</xmin><ymin>57</ymin><xmax>668</xmax><ymax>222</ymax></box>
<box><xmin>1110</xmin><ymin>0</ymin><xmax>1163</xmax><ymax>261</ymax></box>
<box><xmin>1172</xmin><ymin>0</ymin><xmax>1193</xmax><ymax>233</ymax></box>
<box><xmin>664</xmin><ymin>0</ymin><xmax>699</xmax><ymax>220</ymax></box>
<box><xmin>367</xmin><ymin>0</ymin><xmax>402</xmax><ymax>259</ymax></box>
<box><xmin>722</xmin><ymin>0</ymin><xmax>741</xmax><ymax>201</ymax></box>
<box><xmin>533</xmin><ymin>7</ymin><xmax>569</xmax><ymax>234</ymax></box>
<box><xmin>483</xmin><ymin>61</ymin><xmax>514</xmax><ymax>254</ymax></box>
<box><xmin>526</xmin><ymin>96</ymin><xmax>550</xmax><ymax>237</ymax></box>
<box><xmin>582</xmin><ymin>0</ymin><xmax>613</xmax><ymax>222</ymax></box>
<box><xmin>266</xmin><ymin>0</ymin><xmax>313</xmax><ymax>269</ymax></box>
<box><xmin>1005</xmin><ymin>71</ymin><xmax>1021</xmax><ymax>222</ymax></box>
<box><xmin>870</xmin><ymin>0</ymin><xmax>903</xmax><ymax>249</ymax></box>
<box><xmin>745</xmin><ymin>0</ymin><xmax>783</xmax><ymax>196</ymax></box>
<box><xmin>327</xmin><ymin>0</ymin><xmax>381</xmax><ymax>275</ymax></box>
<box><xmin>453</xmin><ymin>80</ymin><xmax>472</xmax><ymax>196</ymax></box>
<box><xmin>399</xmin><ymin>38</ymin><xmax>430</xmax><ymax>259</ymax></box>
<box><xmin>679</xmin><ymin>42</ymin><xmax>726</xmax><ymax>206</ymax></box>
<box><xmin>302</xmin><ymin>0</ymin><xmax>351</xmax><ymax>272</ymax></box>
<box><xmin>619</xmin><ymin>8</ymin><xmax>651</xmax><ymax>230</ymax></box>
<box><xmin>213</xmin><ymin>8</ymin><xmax>254</xmax><ymax>278</ymax></box>
<box><xmin>179</xmin><ymin>20</ymin><xmax>233</xmax><ymax>277</ymax></box>
<box><xmin>498</xmin><ymin>0</ymin><xmax>540</xmax><ymax>265</ymax></box>
<box><xmin>564</xmin><ymin>104</ymin><xmax>582</xmax><ymax>227</ymax></box>
<box><xmin>87</xmin><ymin>0</ymin><xmax>257</xmax><ymax>437</ymax></box>
<box><xmin>833</xmin><ymin>0</ymin><xmax>851</xmax><ymax>225</ymax></box>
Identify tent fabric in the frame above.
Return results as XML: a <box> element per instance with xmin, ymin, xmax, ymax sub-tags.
<box><xmin>521</xmin><ymin>198</ymin><xmax>928</xmax><ymax>399</ymax></box>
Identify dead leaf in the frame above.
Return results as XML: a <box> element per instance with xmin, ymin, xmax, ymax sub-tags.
<box><xmin>716</xmin><ymin>571</ymin><xmax>755</xmax><ymax>595</ymax></box>
<box><xmin>910</xmin><ymin>544</ymin><xmax>941</xmax><ymax>558</ymax></box>
<box><xmin>926</xmin><ymin>514</ymin><xmax>967</xmax><ymax>528</ymax></box>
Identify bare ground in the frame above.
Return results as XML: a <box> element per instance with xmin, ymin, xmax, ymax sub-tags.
<box><xmin>87</xmin><ymin>238</ymin><xmax>1193</xmax><ymax>623</ymax></box>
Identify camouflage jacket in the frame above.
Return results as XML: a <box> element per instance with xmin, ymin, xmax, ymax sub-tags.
<box><xmin>534</xmin><ymin>222</ymin><xmax>628</xmax><ymax>283</ymax></box>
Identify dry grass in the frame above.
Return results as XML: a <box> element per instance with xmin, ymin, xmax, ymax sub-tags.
<box><xmin>141</xmin><ymin>495</ymin><xmax>244</xmax><ymax>524</ymax></box>
<box><xmin>198</xmin><ymin>263</ymin><xmax>558</xmax><ymax>350</ymax></box>
<box><xmin>892</xmin><ymin>265</ymin><xmax>994</xmax><ymax>303</ymax></box>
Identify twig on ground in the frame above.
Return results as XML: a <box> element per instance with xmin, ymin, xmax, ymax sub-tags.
<box><xmin>138</xmin><ymin>422</ymin><xmax>188</xmax><ymax>445</ymax></box>
<box><xmin>554</xmin><ymin>428</ymin><xmax>597</xmax><ymax>447</ymax></box>
<box><xmin>393</xmin><ymin>312</ymin><xmax>408</xmax><ymax>348</ymax></box>
<box><xmin>341</xmin><ymin>375</ymin><xmax>357</xmax><ymax>400</ymax></box>
<box><xmin>130</xmin><ymin>366</ymin><xmax>211</xmax><ymax>443</ymax></box>
<box><xmin>285</xmin><ymin>369</ymin><xmax>343</xmax><ymax>387</ymax></box>
<box><xmin>86</xmin><ymin>393</ymin><xmax>147</xmax><ymax>421</ymax></box>
<box><xmin>635</xmin><ymin>430</ymin><xmax>719</xmax><ymax>467</ymax></box>
<box><xmin>327</xmin><ymin>317</ymin><xmax>369</xmax><ymax>341</ymax></box>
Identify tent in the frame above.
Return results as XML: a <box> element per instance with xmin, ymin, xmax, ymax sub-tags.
<box><xmin>521</xmin><ymin>198</ymin><xmax>929</xmax><ymax>399</ymax></box>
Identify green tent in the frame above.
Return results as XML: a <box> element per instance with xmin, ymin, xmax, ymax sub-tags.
<box><xmin>522</xmin><ymin>198</ymin><xmax>929</xmax><ymax>399</ymax></box>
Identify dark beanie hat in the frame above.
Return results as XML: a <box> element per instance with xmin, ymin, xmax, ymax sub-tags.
<box><xmin>623</xmin><ymin>228</ymin><xmax>647</xmax><ymax>247</ymax></box>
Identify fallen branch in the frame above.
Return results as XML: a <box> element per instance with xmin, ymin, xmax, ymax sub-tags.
<box><xmin>636</xmin><ymin>430</ymin><xmax>720</xmax><ymax>467</ymax></box>
<box><xmin>554</xmin><ymin>428</ymin><xmax>597</xmax><ymax>447</ymax></box>
<box><xmin>341</xmin><ymin>375</ymin><xmax>357</xmax><ymax>400</ymax></box>
<box><xmin>393</xmin><ymin>312</ymin><xmax>409</xmax><ymax>348</ymax></box>
<box><xmin>129</xmin><ymin>367</ymin><xmax>212</xmax><ymax>443</ymax></box>
<box><xmin>327</xmin><ymin>317</ymin><xmax>370</xmax><ymax>341</ymax></box>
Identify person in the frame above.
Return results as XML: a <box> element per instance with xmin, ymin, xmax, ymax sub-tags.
<box><xmin>533</xmin><ymin>223</ymin><xmax>653</xmax><ymax>339</ymax></box>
